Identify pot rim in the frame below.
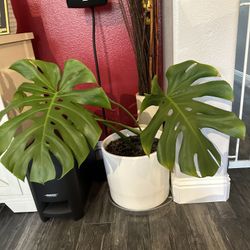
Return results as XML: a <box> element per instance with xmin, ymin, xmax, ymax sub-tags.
<box><xmin>101</xmin><ymin>129</ymin><xmax>160</xmax><ymax>160</ymax></box>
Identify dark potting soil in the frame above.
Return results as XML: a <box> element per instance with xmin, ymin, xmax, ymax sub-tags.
<box><xmin>105</xmin><ymin>136</ymin><xmax>159</xmax><ymax>157</ymax></box>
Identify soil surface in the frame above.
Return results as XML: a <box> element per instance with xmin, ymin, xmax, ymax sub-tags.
<box><xmin>105</xmin><ymin>136</ymin><xmax>159</xmax><ymax>157</ymax></box>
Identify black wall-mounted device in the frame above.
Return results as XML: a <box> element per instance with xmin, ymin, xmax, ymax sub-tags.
<box><xmin>67</xmin><ymin>0</ymin><xmax>107</xmax><ymax>8</ymax></box>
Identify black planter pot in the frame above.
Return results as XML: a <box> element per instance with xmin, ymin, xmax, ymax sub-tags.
<box><xmin>84</xmin><ymin>148</ymin><xmax>107</xmax><ymax>182</ymax></box>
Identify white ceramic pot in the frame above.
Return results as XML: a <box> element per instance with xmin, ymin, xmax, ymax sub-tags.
<box><xmin>101</xmin><ymin>130</ymin><xmax>169</xmax><ymax>211</ymax></box>
<box><xmin>136</xmin><ymin>93</ymin><xmax>159</xmax><ymax>126</ymax></box>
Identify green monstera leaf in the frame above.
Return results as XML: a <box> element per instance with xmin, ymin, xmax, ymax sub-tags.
<box><xmin>0</xmin><ymin>59</ymin><xmax>111</xmax><ymax>183</ymax></box>
<box><xmin>140</xmin><ymin>60</ymin><xmax>246</xmax><ymax>177</ymax></box>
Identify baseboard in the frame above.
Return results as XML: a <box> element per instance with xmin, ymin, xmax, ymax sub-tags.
<box><xmin>229</xmin><ymin>160</ymin><xmax>250</xmax><ymax>169</ymax></box>
<box><xmin>4</xmin><ymin>195</ymin><xmax>37</xmax><ymax>213</ymax></box>
<box><xmin>234</xmin><ymin>69</ymin><xmax>250</xmax><ymax>87</ymax></box>
<box><xmin>171</xmin><ymin>173</ymin><xmax>230</xmax><ymax>204</ymax></box>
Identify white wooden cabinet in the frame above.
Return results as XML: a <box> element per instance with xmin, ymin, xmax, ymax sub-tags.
<box><xmin>0</xmin><ymin>164</ymin><xmax>22</xmax><ymax>197</ymax></box>
<box><xmin>0</xmin><ymin>33</ymin><xmax>36</xmax><ymax>212</ymax></box>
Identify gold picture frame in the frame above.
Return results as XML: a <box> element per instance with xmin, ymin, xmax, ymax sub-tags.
<box><xmin>0</xmin><ymin>0</ymin><xmax>10</xmax><ymax>35</ymax></box>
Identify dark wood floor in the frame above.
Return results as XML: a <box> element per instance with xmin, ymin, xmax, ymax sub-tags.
<box><xmin>0</xmin><ymin>169</ymin><xmax>250</xmax><ymax>250</ymax></box>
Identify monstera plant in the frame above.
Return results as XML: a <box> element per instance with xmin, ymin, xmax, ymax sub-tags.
<box><xmin>98</xmin><ymin>60</ymin><xmax>246</xmax><ymax>211</ymax></box>
<box><xmin>0</xmin><ymin>59</ymin><xmax>110</xmax><ymax>184</ymax></box>
<box><xmin>140</xmin><ymin>60</ymin><xmax>245</xmax><ymax>176</ymax></box>
<box><xmin>0</xmin><ymin>58</ymin><xmax>246</xmax><ymax>191</ymax></box>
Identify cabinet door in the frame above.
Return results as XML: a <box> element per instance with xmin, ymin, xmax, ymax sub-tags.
<box><xmin>0</xmin><ymin>163</ymin><xmax>22</xmax><ymax>196</ymax></box>
<box><xmin>0</xmin><ymin>96</ymin><xmax>22</xmax><ymax>197</ymax></box>
<box><xmin>0</xmin><ymin>34</ymin><xmax>35</xmax><ymax>210</ymax></box>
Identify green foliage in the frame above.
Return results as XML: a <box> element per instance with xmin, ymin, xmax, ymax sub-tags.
<box><xmin>140</xmin><ymin>60</ymin><xmax>246</xmax><ymax>177</ymax></box>
<box><xmin>0</xmin><ymin>58</ymin><xmax>246</xmax><ymax>183</ymax></box>
<box><xmin>0</xmin><ymin>59</ymin><xmax>111</xmax><ymax>183</ymax></box>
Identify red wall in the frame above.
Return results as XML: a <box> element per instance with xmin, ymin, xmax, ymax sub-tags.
<box><xmin>11</xmin><ymin>0</ymin><xmax>138</xmax><ymax>125</ymax></box>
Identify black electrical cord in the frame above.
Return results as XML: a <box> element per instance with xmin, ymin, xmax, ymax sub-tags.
<box><xmin>91</xmin><ymin>7</ymin><xmax>108</xmax><ymax>136</ymax></box>
<box><xmin>91</xmin><ymin>7</ymin><xmax>101</xmax><ymax>85</ymax></box>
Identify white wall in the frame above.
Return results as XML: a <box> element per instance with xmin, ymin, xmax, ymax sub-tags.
<box><xmin>166</xmin><ymin>0</ymin><xmax>239</xmax><ymax>83</ymax></box>
<box><xmin>163</xmin><ymin>0</ymin><xmax>240</xmax><ymax>203</ymax></box>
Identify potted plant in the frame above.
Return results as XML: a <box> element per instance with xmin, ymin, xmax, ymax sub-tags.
<box><xmin>99</xmin><ymin>60</ymin><xmax>246</xmax><ymax>211</ymax></box>
<box><xmin>0</xmin><ymin>58</ymin><xmax>111</xmax><ymax>220</ymax></box>
<box><xmin>0</xmin><ymin>59</ymin><xmax>246</xmax><ymax>213</ymax></box>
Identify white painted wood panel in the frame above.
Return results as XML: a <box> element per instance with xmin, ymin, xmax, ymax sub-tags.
<box><xmin>163</xmin><ymin>0</ymin><xmax>240</xmax><ymax>203</ymax></box>
<box><xmin>0</xmin><ymin>33</ymin><xmax>36</xmax><ymax>212</ymax></box>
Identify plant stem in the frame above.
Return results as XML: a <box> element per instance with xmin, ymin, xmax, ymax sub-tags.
<box><xmin>100</xmin><ymin>121</ymin><xmax>127</xmax><ymax>139</ymax></box>
<box><xmin>95</xmin><ymin>116</ymin><xmax>141</xmax><ymax>135</ymax></box>
<box><xmin>109</xmin><ymin>98</ymin><xmax>142</xmax><ymax>132</ymax></box>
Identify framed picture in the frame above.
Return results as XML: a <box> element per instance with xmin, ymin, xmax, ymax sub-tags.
<box><xmin>0</xmin><ymin>0</ymin><xmax>10</xmax><ymax>35</ymax></box>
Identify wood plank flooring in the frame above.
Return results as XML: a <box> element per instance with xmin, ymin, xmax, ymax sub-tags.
<box><xmin>0</xmin><ymin>169</ymin><xmax>250</xmax><ymax>250</ymax></box>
